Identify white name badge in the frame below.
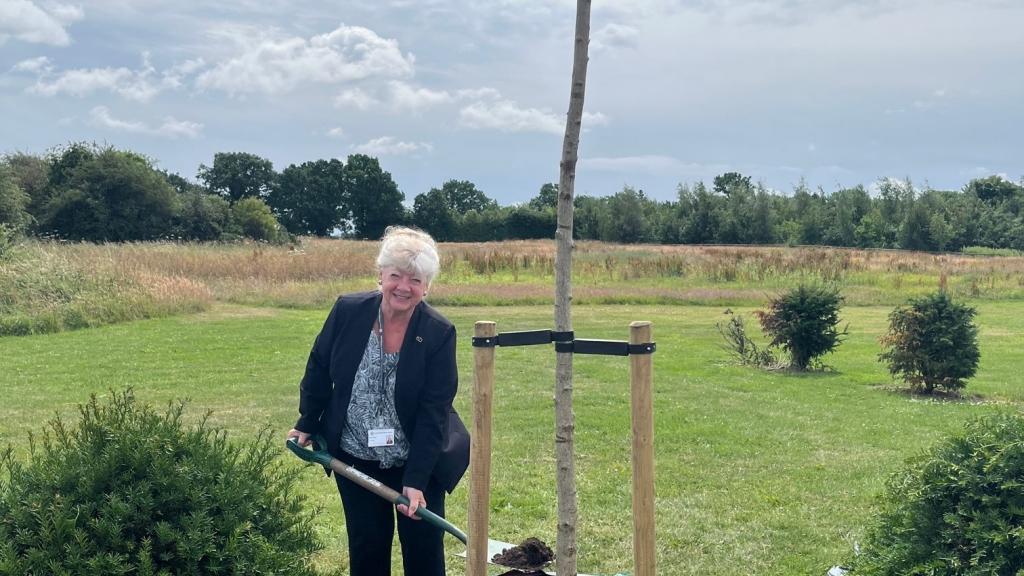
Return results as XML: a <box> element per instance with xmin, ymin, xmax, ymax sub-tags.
<box><xmin>368</xmin><ymin>428</ymin><xmax>396</xmax><ymax>447</ymax></box>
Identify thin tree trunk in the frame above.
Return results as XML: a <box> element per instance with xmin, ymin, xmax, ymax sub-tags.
<box><xmin>554</xmin><ymin>2</ymin><xmax>590</xmax><ymax>575</ymax></box>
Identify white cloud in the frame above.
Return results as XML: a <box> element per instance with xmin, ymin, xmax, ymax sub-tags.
<box><xmin>352</xmin><ymin>136</ymin><xmax>432</xmax><ymax>156</ymax></box>
<box><xmin>335</xmin><ymin>87</ymin><xmax>376</xmax><ymax>110</ymax></box>
<box><xmin>387</xmin><ymin>80</ymin><xmax>453</xmax><ymax>111</ymax></box>
<box><xmin>0</xmin><ymin>0</ymin><xmax>82</xmax><ymax>46</ymax></box>
<box><xmin>455</xmin><ymin>87</ymin><xmax>501</xmax><ymax>100</ymax></box>
<box><xmin>30</xmin><ymin>66</ymin><xmax>159</xmax><ymax>101</ymax></box>
<box><xmin>17</xmin><ymin>53</ymin><xmax>204</xmax><ymax>101</ymax></box>
<box><xmin>161</xmin><ymin>57</ymin><xmax>206</xmax><ymax>89</ymax></box>
<box><xmin>196</xmin><ymin>24</ymin><xmax>415</xmax><ymax>95</ymax></box>
<box><xmin>335</xmin><ymin>83</ymin><xmax>504</xmax><ymax>113</ymax></box>
<box><xmin>458</xmin><ymin>99</ymin><xmax>608</xmax><ymax>134</ymax></box>
<box><xmin>326</xmin><ymin>126</ymin><xmax>345</xmax><ymax>138</ymax></box>
<box><xmin>156</xmin><ymin>117</ymin><xmax>204</xmax><ymax>139</ymax></box>
<box><xmin>592</xmin><ymin>23</ymin><xmax>639</xmax><ymax>51</ymax></box>
<box><xmin>46</xmin><ymin>3</ymin><xmax>83</xmax><ymax>23</ymax></box>
<box><xmin>89</xmin><ymin>106</ymin><xmax>203</xmax><ymax>138</ymax></box>
<box><xmin>582</xmin><ymin>111</ymin><xmax>610</xmax><ymax>127</ymax></box>
<box><xmin>12</xmin><ymin>56</ymin><xmax>52</xmax><ymax>73</ymax></box>
<box><xmin>459</xmin><ymin>99</ymin><xmax>563</xmax><ymax>134</ymax></box>
<box><xmin>90</xmin><ymin>106</ymin><xmax>146</xmax><ymax>132</ymax></box>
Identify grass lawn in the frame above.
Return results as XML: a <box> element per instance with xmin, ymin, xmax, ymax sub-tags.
<box><xmin>2</xmin><ymin>302</ymin><xmax>1022</xmax><ymax>575</ymax></box>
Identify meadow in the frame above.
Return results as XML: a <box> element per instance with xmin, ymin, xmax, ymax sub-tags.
<box><xmin>5</xmin><ymin>238</ymin><xmax>1024</xmax><ymax>337</ymax></box>
<box><xmin>2</xmin><ymin>239</ymin><xmax>1024</xmax><ymax>575</ymax></box>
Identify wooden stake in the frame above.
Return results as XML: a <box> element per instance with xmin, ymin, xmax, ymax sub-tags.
<box><xmin>467</xmin><ymin>321</ymin><xmax>496</xmax><ymax>576</ymax></box>
<box><xmin>630</xmin><ymin>321</ymin><xmax>655</xmax><ymax>576</ymax></box>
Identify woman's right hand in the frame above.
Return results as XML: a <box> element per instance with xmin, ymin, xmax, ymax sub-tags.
<box><xmin>287</xmin><ymin>429</ymin><xmax>312</xmax><ymax>447</ymax></box>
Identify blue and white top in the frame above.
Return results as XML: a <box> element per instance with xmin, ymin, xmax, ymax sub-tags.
<box><xmin>340</xmin><ymin>329</ymin><xmax>410</xmax><ymax>468</ymax></box>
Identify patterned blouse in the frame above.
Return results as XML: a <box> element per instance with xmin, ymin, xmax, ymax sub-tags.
<box><xmin>340</xmin><ymin>330</ymin><xmax>410</xmax><ymax>468</ymax></box>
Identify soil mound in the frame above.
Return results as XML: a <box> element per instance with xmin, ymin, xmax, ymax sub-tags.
<box><xmin>492</xmin><ymin>537</ymin><xmax>555</xmax><ymax>570</ymax></box>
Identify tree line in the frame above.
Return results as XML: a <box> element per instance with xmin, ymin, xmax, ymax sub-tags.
<box><xmin>2</xmin><ymin>142</ymin><xmax>1023</xmax><ymax>251</ymax></box>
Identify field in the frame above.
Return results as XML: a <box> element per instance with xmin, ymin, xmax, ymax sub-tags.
<box><xmin>5</xmin><ymin>238</ymin><xmax>1024</xmax><ymax>334</ymax></box>
<box><xmin>2</xmin><ymin>239</ymin><xmax>1024</xmax><ymax>575</ymax></box>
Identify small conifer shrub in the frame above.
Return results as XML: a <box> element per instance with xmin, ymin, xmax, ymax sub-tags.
<box><xmin>755</xmin><ymin>284</ymin><xmax>845</xmax><ymax>370</ymax></box>
<box><xmin>879</xmin><ymin>291</ymin><xmax>979</xmax><ymax>394</ymax></box>
<box><xmin>0</xmin><ymin>390</ymin><xmax>323</xmax><ymax>575</ymax></box>
<box><xmin>850</xmin><ymin>414</ymin><xmax>1024</xmax><ymax>575</ymax></box>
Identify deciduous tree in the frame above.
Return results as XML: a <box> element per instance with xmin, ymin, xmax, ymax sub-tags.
<box><xmin>438</xmin><ymin>179</ymin><xmax>496</xmax><ymax>214</ymax></box>
<box><xmin>343</xmin><ymin>154</ymin><xmax>405</xmax><ymax>239</ymax></box>
<box><xmin>965</xmin><ymin>175</ymin><xmax>1020</xmax><ymax>204</ymax></box>
<box><xmin>172</xmin><ymin>191</ymin><xmax>231</xmax><ymax>241</ymax></box>
<box><xmin>0</xmin><ymin>164</ymin><xmax>31</xmax><ymax>232</ymax></box>
<box><xmin>528</xmin><ymin>182</ymin><xmax>559</xmax><ymax>211</ymax></box>
<box><xmin>231</xmin><ymin>197</ymin><xmax>284</xmax><ymax>242</ymax></box>
<box><xmin>412</xmin><ymin>187</ymin><xmax>456</xmax><ymax>241</ymax></box>
<box><xmin>553</xmin><ymin>1</ymin><xmax>591</xmax><ymax>573</ymax></box>
<box><xmin>197</xmin><ymin>152</ymin><xmax>276</xmax><ymax>202</ymax></box>
<box><xmin>41</xmin><ymin>147</ymin><xmax>177</xmax><ymax>241</ymax></box>
<box><xmin>899</xmin><ymin>202</ymin><xmax>931</xmax><ymax>251</ymax></box>
<box><xmin>2</xmin><ymin>152</ymin><xmax>49</xmax><ymax>225</ymax></box>
<box><xmin>269</xmin><ymin>159</ymin><xmax>347</xmax><ymax>236</ymax></box>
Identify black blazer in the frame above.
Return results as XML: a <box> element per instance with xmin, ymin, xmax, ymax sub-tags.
<box><xmin>294</xmin><ymin>291</ymin><xmax>469</xmax><ymax>493</ymax></box>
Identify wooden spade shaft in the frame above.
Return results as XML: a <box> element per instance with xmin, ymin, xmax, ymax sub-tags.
<box><xmin>286</xmin><ymin>437</ymin><xmax>467</xmax><ymax>545</ymax></box>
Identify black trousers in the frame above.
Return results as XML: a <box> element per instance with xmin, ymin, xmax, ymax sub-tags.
<box><xmin>335</xmin><ymin>453</ymin><xmax>447</xmax><ymax>576</ymax></box>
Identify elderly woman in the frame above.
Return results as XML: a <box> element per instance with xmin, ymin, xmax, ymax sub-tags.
<box><xmin>288</xmin><ymin>226</ymin><xmax>468</xmax><ymax>576</ymax></box>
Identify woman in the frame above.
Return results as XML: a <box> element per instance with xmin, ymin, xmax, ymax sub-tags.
<box><xmin>288</xmin><ymin>226</ymin><xmax>468</xmax><ymax>576</ymax></box>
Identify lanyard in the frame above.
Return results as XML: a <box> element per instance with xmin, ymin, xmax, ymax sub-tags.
<box><xmin>375</xmin><ymin>305</ymin><xmax>393</xmax><ymax>422</ymax></box>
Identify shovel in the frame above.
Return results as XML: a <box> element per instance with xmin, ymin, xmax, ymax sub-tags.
<box><xmin>286</xmin><ymin>435</ymin><xmax>517</xmax><ymax>561</ymax></box>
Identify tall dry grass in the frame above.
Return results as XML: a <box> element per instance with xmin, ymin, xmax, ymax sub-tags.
<box><xmin>4</xmin><ymin>237</ymin><xmax>1024</xmax><ymax>335</ymax></box>
<box><xmin>0</xmin><ymin>242</ymin><xmax>211</xmax><ymax>335</ymax></box>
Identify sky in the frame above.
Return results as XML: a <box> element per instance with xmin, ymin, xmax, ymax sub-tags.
<box><xmin>1</xmin><ymin>0</ymin><xmax>1022</xmax><ymax>205</ymax></box>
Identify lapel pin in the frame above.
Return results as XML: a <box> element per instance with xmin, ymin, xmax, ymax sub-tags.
<box><xmin>416</xmin><ymin>336</ymin><xmax>423</xmax><ymax>343</ymax></box>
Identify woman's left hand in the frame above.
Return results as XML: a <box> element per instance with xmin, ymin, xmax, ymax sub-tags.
<box><xmin>397</xmin><ymin>486</ymin><xmax>426</xmax><ymax>519</ymax></box>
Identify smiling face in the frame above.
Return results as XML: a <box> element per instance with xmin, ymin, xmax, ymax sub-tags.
<box><xmin>379</xmin><ymin>266</ymin><xmax>427</xmax><ymax>317</ymax></box>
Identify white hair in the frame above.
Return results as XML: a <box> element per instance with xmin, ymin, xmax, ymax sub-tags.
<box><xmin>376</xmin><ymin>226</ymin><xmax>440</xmax><ymax>287</ymax></box>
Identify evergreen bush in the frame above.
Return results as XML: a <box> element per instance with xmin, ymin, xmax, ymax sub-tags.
<box><xmin>0</xmin><ymin>390</ymin><xmax>323</xmax><ymax>575</ymax></box>
<box><xmin>755</xmin><ymin>284</ymin><xmax>845</xmax><ymax>370</ymax></box>
<box><xmin>850</xmin><ymin>414</ymin><xmax>1024</xmax><ymax>575</ymax></box>
<box><xmin>879</xmin><ymin>291</ymin><xmax>979</xmax><ymax>394</ymax></box>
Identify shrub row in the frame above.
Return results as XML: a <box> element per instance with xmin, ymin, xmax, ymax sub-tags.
<box><xmin>723</xmin><ymin>285</ymin><xmax>979</xmax><ymax>396</ymax></box>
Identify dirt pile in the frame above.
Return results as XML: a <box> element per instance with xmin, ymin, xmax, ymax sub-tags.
<box><xmin>491</xmin><ymin>537</ymin><xmax>555</xmax><ymax>570</ymax></box>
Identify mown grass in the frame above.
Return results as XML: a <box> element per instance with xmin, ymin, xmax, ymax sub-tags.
<box><xmin>2</xmin><ymin>302</ymin><xmax>1022</xmax><ymax>575</ymax></box>
<box><xmin>6</xmin><ymin>239</ymin><xmax>1024</xmax><ymax>336</ymax></box>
